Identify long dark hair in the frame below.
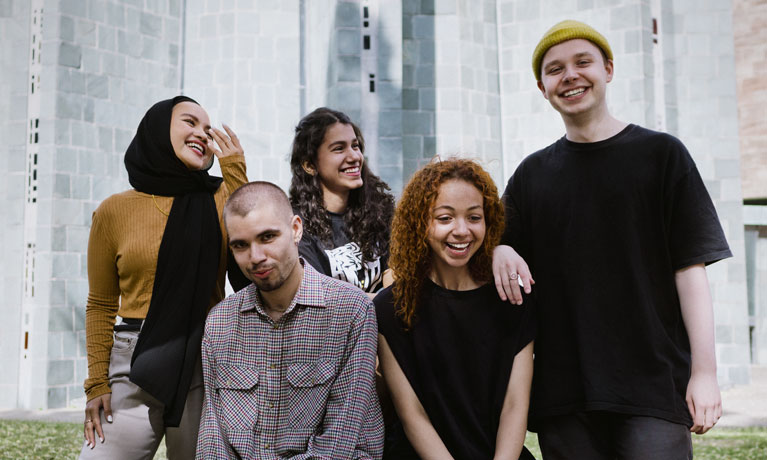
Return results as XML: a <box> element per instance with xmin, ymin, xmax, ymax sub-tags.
<box><xmin>289</xmin><ymin>107</ymin><xmax>394</xmax><ymax>263</ymax></box>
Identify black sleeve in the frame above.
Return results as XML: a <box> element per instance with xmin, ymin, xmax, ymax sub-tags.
<box><xmin>514</xmin><ymin>292</ymin><xmax>538</xmax><ymax>354</ymax></box>
<box><xmin>500</xmin><ymin>170</ymin><xmax>531</xmax><ymax>259</ymax></box>
<box><xmin>226</xmin><ymin>249</ymin><xmax>251</xmax><ymax>292</ymax></box>
<box><xmin>298</xmin><ymin>234</ymin><xmax>332</xmax><ymax>276</ymax></box>
<box><xmin>665</xmin><ymin>148</ymin><xmax>732</xmax><ymax>270</ymax></box>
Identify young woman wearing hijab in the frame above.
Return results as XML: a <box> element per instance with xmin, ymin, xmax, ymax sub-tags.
<box><xmin>79</xmin><ymin>96</ymin><xmax>247</xmax><ymax>459</ymax></box>
<box><xmin>375</xmin><ymin>159</ymin><xmax>536</xmax><ymax>460</ymax></box>
<box><xmin>289</xmin><ymin>107</ymin><xmax>395</xmax><ymax>296</ymax></box>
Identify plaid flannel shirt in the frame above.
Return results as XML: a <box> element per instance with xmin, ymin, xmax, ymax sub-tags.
<box><xmin>196</xmin><ymin>262</ymin><xmax>384</xmax><ymax>459</ymax></box>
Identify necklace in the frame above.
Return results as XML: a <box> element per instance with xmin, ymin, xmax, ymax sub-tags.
<box><xmin>151</xmin><ymin>194</ymin><xmax>169</xmax><ymax>217</ymax></box>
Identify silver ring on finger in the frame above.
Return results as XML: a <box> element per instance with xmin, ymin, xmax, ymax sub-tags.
<box><xmin>509</xmin><ymin>273</ymin><xmax>518</xmax><ymax>280</ymax></box>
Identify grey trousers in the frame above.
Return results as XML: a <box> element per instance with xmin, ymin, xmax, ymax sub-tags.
<box><xmin>78</xmin><ymin>330</ymin><xmax>203</xmax><ymax>460</ymax></box>
<box><xmin>537</xmin><ymin>411</ymin><xmax>693</xmax><ymax>460</ymax></box>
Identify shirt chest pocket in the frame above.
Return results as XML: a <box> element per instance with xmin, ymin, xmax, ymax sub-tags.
<box><xmin>215</xmin><ymin>365</ymin><xmax>260</xmax><ymax>432</ymax></box>
<box><xmin>286</xmin><ymin>360</ymin><xmax>337</xmax><ymax>429</ymax></box>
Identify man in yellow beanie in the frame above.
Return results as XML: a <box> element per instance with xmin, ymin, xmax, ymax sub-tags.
<box><xmin>492</xmin><ymin>20</ymin><xmax>730</xmax><ymax>459</ymax></box>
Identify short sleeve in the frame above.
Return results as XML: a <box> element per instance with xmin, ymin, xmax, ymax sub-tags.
<box><xmin>500</xmin><ymin>167</ymin><xmax>531</xmax><ymax>259</ymax></box>
<box><xmin>665</xmin><ymin>151</ymin><xmax>732</xmax><ymax>270</ymax></box>
<box><xmin>513</xmin><ymin>292</ymin><xmax>537</xmax><ymax>355</ymax></box>
<box><xmin>299</xmin><ymin>235</ymin><xmax>332</xmax><ymax>276</ymax></box>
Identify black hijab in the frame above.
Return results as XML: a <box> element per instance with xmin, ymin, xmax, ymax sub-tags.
<box><xmin>125</xmin><ymin>96</ymin><xmax>222</xmax><ymax>426</ymax></box>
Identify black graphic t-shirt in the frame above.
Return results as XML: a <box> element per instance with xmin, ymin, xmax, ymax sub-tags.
<box><xmin>298</xmin><ymin>210</ymin><xmax>387</xmax><ymax>293</ymax></box>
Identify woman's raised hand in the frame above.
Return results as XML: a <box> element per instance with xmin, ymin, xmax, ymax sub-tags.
<box><xmin>207</xmin><ymin>124</ymin><xmax>244</xmax><ymax>159</ymax></box>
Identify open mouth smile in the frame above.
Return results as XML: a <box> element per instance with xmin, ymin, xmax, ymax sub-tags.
<box><xmin>561</xmin><ymin>88</ymin><xmax>587</xmax><ymax>98</ymax></box>
<box><xmin>445</xmin><ymin>241</ymin><xmax>472</xmax><ymax>255</ymax></box>
<box><xmin>341</xmin><ymin>166</ymin><xmax>361</xmax><ymax>175</ymax></box>
<box><xmin>186</xmin><ymin>141</ymin><xmax>205</xmax><ymax>156</ymax></box>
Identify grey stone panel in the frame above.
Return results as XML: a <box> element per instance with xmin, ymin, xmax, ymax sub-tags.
<box><xmin>335</xmin><ymin>1</ymin><xmax>359</xmax><ymax>27</ymax></box>
<box><xmin>402</xmin><ymin>136</ymin><xmax>422</xmax><ymax>161</ymax></box>
<box><xmin>402</xmin><ymin>88</ymin><xmax>419</xmax><ymax>110</ymax></box>
<box><xmin>76</xmin><ymin>19</ymin><xmax>97</xmax><ymax>47</ymax></box>
<box><xmin>59</xmin><ymin>42</ymin><xmax>82</xmax><ymax>68</ymax></box>
<box><xmin>337</xmin><ymin>29</ymin><xmax>361</xmax><ymax>55</ymax></box>
<box><xmin>379</xmin><ymin>110</ymin><xmax>403</xmax><ymax>138</ymax></box>
<box><xmin>48</xmin><ymin>306</ymin><xmax>74</xmax><ymax>333</ymax></box>
<box><xmin>337</xmin><ymin>56</ymin><xmax>361</xmax><ymax>82</ymax></box>
<box><xmin>47</xmin><ymin>387</ymin><xmax>68</xmax><ymax>409</ymax></box>
<box><xmin>60</xmin><ymin>15</ymin><xmax>75</xmax><ymax>41</ymax></box>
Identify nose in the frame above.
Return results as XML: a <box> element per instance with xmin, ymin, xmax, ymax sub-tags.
<box><xmin>193</xmin><ymin>124</ymin><xmax>207</xmax><ymax>141</ymax></box>
<box><xmin>346</xmin><ymin>145</ymin><xmax>363</xmax><ymax>162</ymax></box>
<box><xmin>248</xmin><ymin>244</ymin><xmax>267</xmax><ymax>265</ymax></box>
<box><xmin>452</xmin><ymin>218</ymin><xmax>470</xmax><ymax>237</ymax></box>
<box><xmin>563</xmin><ymin>65</ymin><xmax>578</xmax><ymax>82</ymax></box>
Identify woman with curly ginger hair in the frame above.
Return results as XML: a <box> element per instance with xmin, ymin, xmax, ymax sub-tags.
<box><xmin>375</xmin><ymin>158</ymin><xmax>536</xmax><ymax>460</ymax></box>
<box><xmin>289</xmin><ymin>107</ymin><xmax>394</xmax><ymax>295</ymax></box>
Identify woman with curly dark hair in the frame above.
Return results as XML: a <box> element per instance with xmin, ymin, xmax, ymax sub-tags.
<box><xmin>289</xmin><ymin>107</ymin><xmax>394</xmax><ymax>295</ymax></box>
<box><xmin>375</xmin><ymin>158</ymin><xmax>536</xmax><ymax>460</ymax></box>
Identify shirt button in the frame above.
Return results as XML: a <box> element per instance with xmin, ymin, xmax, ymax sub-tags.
<box><xmin>226</xmin><ymin>379</ymin><xmax>232</xmax><ymax>386</ymax></box>
<box><xmin>270</xmin><ymin>364</ymin><xmax>276</xmax><ymax>369</ymax></box>
<box><xmin>265</xmin><ymin>444</ymin><xmax>270</xmax><ymax>449</ymax></box>
<box><xmin>272</xmin><ymin>324</ymin><xmax>279</xmax><ymax>330</ymax></box>
<box><xmin>269</xmin><ymin>402</ymin><xmax>274</xmax><ymax>408</ymax></box>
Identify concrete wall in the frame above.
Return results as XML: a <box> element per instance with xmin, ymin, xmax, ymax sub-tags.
<box><xmin>183</xmin><ymin>0</ymin><xmax>300</xmax><ymax>191</ymax></box>
<box><xmin>0</xmin><ymin>0</ymin><xmax>184</xmax><ymax>410</ymax></box>
<box><xmin>664</xmin><ymin>0</ymin><xmax>750</xmax><ymax>385</ymax></box>
<box><xmin>0</xmin><ymin>0</ymin><xmax>31</xmax><ymax>409</ymax></box>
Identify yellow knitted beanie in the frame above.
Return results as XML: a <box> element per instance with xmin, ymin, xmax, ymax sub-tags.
<box><xmin>532</xmin><ymin>20</ymin><xmax>613</xmax><ymax>81</ymax></box>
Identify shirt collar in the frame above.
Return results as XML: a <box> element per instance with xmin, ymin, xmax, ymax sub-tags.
<box><xmin>239</xmin><ymin>258</ymin><xmax>327</xmax><ymax>314</ymax></box>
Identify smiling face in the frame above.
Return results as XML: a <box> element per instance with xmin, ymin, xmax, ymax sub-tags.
<box><xmin>227</xmin><ymin>203</ymin><xmax>303</xmax><ymax>293</ymax></box>
<box><xmin>169</xmin><ymin>101</ymin><xmax>214</xmax><ymax>170</ymax></box>
<box><xmin>427</xmin><ymin>179</ymin><xmax>486</xmax><ymax>278</ymax></box>
<box><xmin>537</xmin><ymin>38</ymin><xmax>613</xmax><ymax>120</ymax></box>
<box><xmin>311</xmin><ymin>122</ymin><xmax>364</xmax><ymax>202</ymax></box>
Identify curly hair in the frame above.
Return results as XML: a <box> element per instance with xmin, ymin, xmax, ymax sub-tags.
<box><xmin>288</xmin><ymin>107</ymin><xmax>394</xmax><ymax>263</ymax></box>
<box><xmin>390</xmin><ymin>158</ymin><xmax>504</xmax><ymax>329</ymax></box>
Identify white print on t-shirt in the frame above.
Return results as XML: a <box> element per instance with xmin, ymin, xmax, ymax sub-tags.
<box><xmin>325</xmin><ymin>242</ymin><xmax>382</xmax><ymax>292</ymax></box>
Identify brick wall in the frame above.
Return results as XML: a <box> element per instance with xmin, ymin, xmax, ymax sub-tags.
<box><xmin>733</xmin><ymin>0</ymin><xmax>767</xmax><ymax>201</ymax></box>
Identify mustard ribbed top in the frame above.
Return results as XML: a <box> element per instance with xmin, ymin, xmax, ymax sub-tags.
<box><xmin>84</xmin><ymin>155</ymin><xmax>247</xmax><ymax>400</ymax></box>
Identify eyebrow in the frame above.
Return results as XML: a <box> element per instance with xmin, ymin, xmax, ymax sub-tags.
<box><xmin>433</xmin><ymin>204</ymin><xmax>483</xmax><ymax>211</ymax></box>
<box><xmin>181</xmin><ymin>113</ymin><xmax>212</xmax><ymax>131</ymax></box>
<box><xmin>328</xmin><ymin>138</ymin><xmax>358</xmax><ymax>148</ymax></box>
<box><xmin>544</xmin><ymin>51</ymin><xmax>596</xmax><ymax>67</ymax></box>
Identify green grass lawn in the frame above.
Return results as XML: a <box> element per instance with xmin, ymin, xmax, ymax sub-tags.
<box><xmin>0</xmin><ymin>419</ymin><xmax>763</xmax><ymax>459</ymax></box>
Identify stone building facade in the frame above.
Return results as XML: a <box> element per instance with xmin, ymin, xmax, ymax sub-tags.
<box><xmin>0</xmin><ymin>0</ymin><xmax>760</xmax><ymax>410</ymax></box>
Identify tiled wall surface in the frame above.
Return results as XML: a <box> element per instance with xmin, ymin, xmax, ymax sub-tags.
<box><xmin>0</xmin><ymin>0</ymin><xmax>755</xmax><ymax>410</ymax></box>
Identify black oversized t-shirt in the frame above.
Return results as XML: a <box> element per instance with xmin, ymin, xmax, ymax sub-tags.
<box><xmin>298</xmin><ymin>210</ymin><xmax>387</xmax><ymax>293</ymax></box>
<box><xmin>375</xmin><ymin>281</ymin><xmax>536</xmax><ymax>460</ymax></box>
<box><xmin>502</xmin><ymin>124</ymin><xmax>732</xmax><ymax>429</ymax></box>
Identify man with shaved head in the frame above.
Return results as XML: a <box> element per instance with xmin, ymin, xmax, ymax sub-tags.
<box><xmin>196</xmin><ymin>181</ymin><xmax>384</xmax><ymax>459</ymax></box>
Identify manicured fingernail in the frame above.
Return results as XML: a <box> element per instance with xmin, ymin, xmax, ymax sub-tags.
<box><xmin>107</xmin><ymin>415</ymin><xmax>113</xmax><ymax>423</ymax></box>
